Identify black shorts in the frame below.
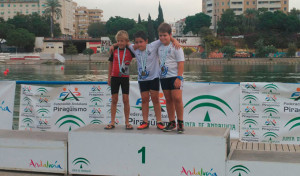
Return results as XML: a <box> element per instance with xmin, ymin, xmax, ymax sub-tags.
<box><xmin>111</xmin><ymin>77</ymin><xmax>130</xmax><ymax>94</ymax></box>
<box><xmin>160</xmin><ymin>77</ymin><xmax>183</xmax><ymax>90</ymax></box>
<box><xmin>138</xmin><ymin>78</ymin><xmax>160</xmax><ymax>92</ymax></box>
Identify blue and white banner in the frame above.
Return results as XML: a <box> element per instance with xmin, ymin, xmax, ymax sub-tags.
<box><xmin>240</xmin><ymin>82</ymin><xmax>300</xmax><ymax>144</ymax></box>
<box><xmin>0</xmin><ymin>81</ymin><xmax>16</xmax><ymax>129</ymax></box>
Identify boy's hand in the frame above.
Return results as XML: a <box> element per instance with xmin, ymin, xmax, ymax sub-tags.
<box><xmin>107</xmin><ymin>77</ymin><xmax>111</xmax><ymax>86</ymax></box>
<box><xmin>109</xmin><ymin>45</ymin><xmax>114</xmax><ymax>55</ymax></box>
<box><xmin>172</xmin><ymin>40</ymin><xmax>181</xmax><ymax>50</ymax></box>
<box><xmin>133</xmin><ymin>44</ymin><xmax>138</xmax><ymax>50</ymax></box>
<box><xmin>174</xmin><ymin>78</ymin><xmax>181</xmax><ymax>89</ymax></box>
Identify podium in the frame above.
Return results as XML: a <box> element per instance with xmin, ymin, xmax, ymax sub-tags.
<box><xmin>0</xmin><ymin>130</ymin><xmax>67</xmax><ymax>174</ymax></box>
<box><xmin>69</xmin><ymin>124</ymin><xmax>230</xmax><ymax>176</ymax></box>
<box><xmin>227</xmin><ymin>149</ymin><xmax>300</xmax><ymax>175</ymax></box>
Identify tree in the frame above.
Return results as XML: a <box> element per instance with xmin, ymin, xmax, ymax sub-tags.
<box><xmin>287</xmin><ymin>43</ymin><xmax>297</xmax><ymax>57</ymax></box>
<box><xmin>218</xmin><ymin>9</ymin><xmax>240</xmax><ymax>36</ymax></box>
<box><xmin>183</xmin><ymin>48</ymin><xmax>194</xmax><ymax>61</ymax></box>
<box><xmin>106</xmin><ymin>16</ymin><xmax>136</xmax><ymax>35</ymax></box>
<box><xmin>138</xmin><ymin>14</ymin><xmax>142</xmax><ymax>24</ymax></box>
<box><xmin>6</xmin><ymin>28</ymin><xmax>35</xmax><ymax>52</ymax></box>
<box><xmin>184</xmin><ymin>13</ymin><xmax>211</xmax><ymax>35</ymax></box>
<box><xmin>128</xmin><ymin>24</ymin><xmax>147</xmax><ymax>40</ymax></box>
<box><xmin>66</xmin><ymin>44</ymin><xmax>78</xmax><ymax>61</ymax></box>
<box><xmin>220</xmin><ymin>45</ymin><xmax>236</xmax><ymax>60</ymax></box>
<box><xmin>44</xmin><ymin>0</ymin><xmax>62</xmax><ymax>38</ymax></box>
<box><xmin>83</xmin><ymin>48</ymin><xmax>94</xmax><ymax>61</ymax></box>
<box><xmin>157</xmin><ymin>2</ymin><xmax>164</xmax><ymax>25</ymax></box>
<box><xmin>147</xmin><ymin>14</ymin><xmax>155</xmax><ymax>42</ymax></box>
<box><xmin>88</xmin><ymin>23</ymin><xmax>107</xmax><ymax>38</ymax></box>
<box><xmin>200</xmin><ymin>27</ymin><xmax>221</xmax><ymax>58</ymax></box>
<box><xmin>0</xmin><ymin>23</ymin><xmax>15</xmax><ymax>52</ymax></box>
<box><xmin>242</xmin><ymin>9</ymin><xmax>258</xmax><ymax>34</ymax></box>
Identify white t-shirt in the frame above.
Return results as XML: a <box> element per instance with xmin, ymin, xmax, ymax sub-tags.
<box><xmin>158</xmin><ymin>43</ymin><xmax>185</xmax><ymax>78</ymax></box>
<box><xmin>129</xmin><ymin>40</ymin><xmax>161</xmax><ymax>81</ymax></box>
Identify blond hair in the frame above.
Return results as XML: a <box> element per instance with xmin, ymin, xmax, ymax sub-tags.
<box><xmin>115</xmin><ymin>30</ymin><xmax>129</xmax><ymax>41</ymax></box>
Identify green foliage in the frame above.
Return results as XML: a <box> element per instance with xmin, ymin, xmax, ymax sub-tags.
<box><xmin>128</xmin><ymin>24</ymin><xmax>147</xmax><ymax>40</ymax></box>
<box><xmin>88</xmin><ymin>23</ymin><xmax>106</xmax><ymax>38</ymax></box>
<box><xmin>106</xmin><ymin>16</ymin><xmax>136</xmax><ymax>35</ymax></box>
<box><xmin>6</xmin><ymin>28</ymin><xmax>35</xmax><ymax>51</ymax></box>
<box><xmin>44</xmin><ymin>0</ymin><xmax>62</xmax><ymax>38</ymax></box>
<box><xmin>66</xmin><ymin>45</ymin><xmax>78</xmax><ymax>55</ymax></box>
<box><xmin>287</xmin><ymin>43</ymin><xmax>297</xmax><ymax>57</ymax></box>
<box><xmin>220</xmin><ymin>45</ymin><xmax>236</xmax><ymax>58</ymax></box>
<box><xmin>183</xmin><ymin>48</ymin><xmax>194</xmax><ymax>60</ymax></box>
<box><xmin>218</xmin><ymin>9</ymin><xmax>240</xmax><ymax>36</ymax></box>
<box><xmin>138</xmin><ymin>14</ymin><xmax>142</xmax><ymax>24</ymax></box>
<box><xmin>183</xmin><ymin>13</ymin><xmax>211</xmax><ymax>35</ymax></box>
<box><xmin>254</xmin><ymin>39</ymin><xmax>277</xmax><ymax>58</ymax></box>
<box><xmin>147</xmin><ymin>14</ymin><xmax>155</xmax><ymax>43</ymax></box>
<box><xmin>200</xmin><ymin>27</ymin><xmax>221</xmax><ymax>58</ymax></box>
<box><xmin>157</xmin><ymin>2</ymin><xmax>164</xmax><ymax>25</ymax></box>
<box><xmin>83</xmin><ymin>48</ymin><xmax>94</xmax><ymax>61</ymax></box>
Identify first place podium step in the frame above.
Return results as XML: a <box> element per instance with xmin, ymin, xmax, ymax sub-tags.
<box><xmin>68</xmin><ymin>124</ymin><xmax>230</xmax><ymax>176</ymax></box>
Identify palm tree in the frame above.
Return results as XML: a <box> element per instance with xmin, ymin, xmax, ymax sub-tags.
<box><xmin>44</xmin><ymin>0</ymin><xmax>62</xmax><ymax>38</ymax></box>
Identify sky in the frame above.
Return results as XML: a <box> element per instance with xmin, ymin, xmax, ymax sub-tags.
<box><xmin>73</xmin><ymin>0</ymin><xmax>300</xmax><ymax>23</ymax></box>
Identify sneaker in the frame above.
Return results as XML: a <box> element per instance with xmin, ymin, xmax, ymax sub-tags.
<box><xmin>137</xmin><ymin>121</ymin><xmax>149</xmax><ymax>130</ymax></box>
<box><xmin>163</xmin><ymin>121</ymin><xmax>176</xmax><ymax>132</ymax></box>
<box><xmin>177</xmin><ymin>122</ymin><xmax>184</xmax><ymax>134</ymax></box>
<box><xmin>156</xmin><ymin>122</ymin><xmax>165</xmax><ymax>130</ymax></box>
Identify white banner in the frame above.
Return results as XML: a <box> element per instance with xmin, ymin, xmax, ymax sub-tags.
<box><xmin>240</xmin><ymin>82</ymin><xmax>300</xmax><ymax>144</ymax></box>
<box><xmin>19</xmin><ymin>82</ymin><xmax>240</xmax><ymax>138</ymax></box>
<box><xmin>0</xmin><ymin>81</ymin><xmax>16</xmax><ymax>129</ymax></box>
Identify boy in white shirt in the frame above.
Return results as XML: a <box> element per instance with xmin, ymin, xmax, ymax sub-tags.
<box><xmin>158</xmin><ymin>23</ymin><xmax>185</xmax><ymax>133</ymax></box>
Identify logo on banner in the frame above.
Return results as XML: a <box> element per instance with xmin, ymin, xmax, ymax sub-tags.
<box><xmin>90</xmin><ymin>119</ymin><xmax>103</xmax><ymax>124</ymax></box>
<box><xmin>242</xmin><ymin>83</ymin><xmax>259</xmax><ymax>94</ymax></box>
<box><xmin>38</xmin><ymin>97</ymin><xmax>49</xmax><ymax>103</ymax></box>
<box><xmin>244</xmin><ymin>130</ymin><xmax>256</xmax><ymax>137</ymax></box>
<box><xmin>29</xmin><ymin>159</ymin><xmax>63</xmax><ymax>169</ymax></box>
<box><xmin>244</xmin><ymin>106</ymin><xmax>256</xmax><ymax>113</ymax></box>
<box><xmin>23</xmin><ymin>96</ymin><xmax>32</xmax><ymax>105</ymax></box>
<box><xmin>36</xmin><ymin>87</ymin><xmax>48</xmax><ymax>96</ymax></box>
<box><xmin>89</xmin><ymin>85</ymin><xmax>104</xmax><ymax>96</ymax></box>
<box><xmin>58</xmin><ymin>88</ymin><xmax>82</xmax><ymax>101</ymax></box>
<box><xmin>55</xmin><ymin>115</ymin><xmax>86</xmax><ymax>131</ymax></box>
<box><xmin>89</xmin><ymin>108</ymin><xmax>104</xmax><ymax>118</ymax></box>
<box><xmin>132</xmin><ymin>92</ymin><xmax>166</xmax><ymax>112</ymax></box>
<box><xmin>89</xmin><ymin>97</ymin><xmax>104</xmax><ymax>107</ymax></box>
<box><xmin>265</xmin><ymin>95</ymin><xmax>277</xmax><ymax>102</ymax></box>
<box><xmin>22</xmin><ymin>86</ymin><xmax>33</xmax><ymax>95</ymax></box>
<box><xmin>245</xmin><ymin>83</ymin><xmax>256</xmax><ymax>90</ymax></box>
<box><xmin>264</xmin><ymin>108</ymin><xmax>279</xmax><ymax>116</ymax></box>
<box><xmin>180</xmin><ymin>167</ymin><xmax>217</xmax><ymax>176</ymax></box>
<box><xmin>72</xmin><ymin>157</ymin><xmax>91</xmax><ymax>173</ymax></box>
<box><xmin>284</xmin><ymin>116</ymin><xmax>300</xmax><ymax>131</ymax></box>
<box><xmin>230</xmin><ymin>165</ymin><xmax>250</xmax><ymax>176</ymax></box>
<box><xmin>243</xmin><ymin>119</ymin><xmax>258</xmax><ymax>128</ymax></box>
<box><xmin>265</xmin><ymin>119</ymin><xmax>277</xmax><ymax>126</ymax></box>
<box><xmin>21</xmin><ymin>118</ymin><xmax>35</xmax><ymax>130</ymax></box>
<box><xmin>105</xmin><ymin>86</ymin><xmax>111</xmax><ymax>96</ymax></box>
<box><xmin>290</xmin><ymin>88</ymin><xmax>300</xmax><ymax>101</ymax></box>
<box><xmin>242</xmin><ymin>95</ymin><xmax>259</xmax><ymax>106</ymax></box>
<box><xmin>38</xmin><ymin>118</ymin><xmax>50</xmax><ymax>130</ymax></box>
<box><xmin>263</xmin><ymin>83</ymin><xmax>279</xmax><ymax>94</ymax></box>
<box><xmin>262</xmin><ymin>132</ymin><xmax>279</xmax><ymax>143</ymax></box>
<box><xmin>0</xmin><ymin>100</ymin><xmax>12</xmax><ymax>113</ymax></box>
<box><xmin>37</xmin><ymin>108</ymin><xmax>50</xmax><ymax>117</ymax></box>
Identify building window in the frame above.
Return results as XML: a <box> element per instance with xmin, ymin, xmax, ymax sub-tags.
<box><xmin>32</xmin><ymin>5</ymin><xmax>36</xmax><ymax>7</ymax></box>
<box><xmin>7</xmin><ymin>4</ymin><xmax>10</xmax><ymax>7</ymax></box>
<box><xmin>222</xmin><ymin>9</ymin><xmax>224</xmax><ymax>12</ymax></box>
<box><xmin>247</xmin><ymin>1</ymin><xmax>249</xmax><ymax>5</ymax></box>
<box><xmin>26</xmin><ymin>4</ymin><xmax>28</xmax><ymax>7</ymax></box>
<box><xmin>0</xmin><ymin>4</ymin><xmax>3</xmax><ymax>7</ymax></box>
<box><xmin>284</xmin><ymin>1</ymin><xmax>287</xmax><ymax>4</ymax></box>
<box><xmin>13</xmin><ymin>4</ymin><xmax>16</xmax><ymax>7</ymax></box>
<box><xmin>20</xmin><ymin>4</ymin><xmax>22</xmax><ymax>7</ymax></box>
<box><xmin>222</xmin><ymin>2</ymin><xmax>224</xmax><ymax>6</ymax></box>
<box><xmin>284</xmin><ymin>7</ymin><xmax>287</xmax><ymax>11</ymax></box>
<box><xmin>253</xmin><ymin>1</ymin><xmax>255</xmax><ymax>5</ymax></box>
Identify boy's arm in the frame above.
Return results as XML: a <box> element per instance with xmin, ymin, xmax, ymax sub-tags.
<box><xmin>108</xmin><ymin>62</ymin><xmax>113</xmax><ymax>86</ymax></box>
<box><xmin>170</xmin><ymin>37</ymin><xmax>181</xmax><ymax>50</ymax></box>
<box><xmin>109</xmin><ymin>43</ymin><xmax>118</xmax><ymax>54</ymax></box>
<box><xmin>174</xmin><ymin>61</ymin><xmax>184</xmax><ymax>89</ymax></box>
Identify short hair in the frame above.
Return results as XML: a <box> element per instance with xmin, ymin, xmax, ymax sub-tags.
<box><xmin>115</xmin><ymin>30</ymin><xmax>129</xmax><ymax>41</ymax></box>
<box><xmin>158</xmin><ymin>23</ymin><xmax>172</xmax><ymax>34</ymax></box>
<box><xmin>133</xmin><ymin>31</ymin><xmax>148</xmax><ymax>41</ymax></box>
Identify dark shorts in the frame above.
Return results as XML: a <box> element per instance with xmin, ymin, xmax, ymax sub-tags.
<box><xmin>111</xmin><ymin>77</ymin><xmax>130</xmax><ymax>94</ymax></box>
<box><xmin>160</xmin><ymin>77</ymin><xmax>183</xmax><ymax>90</ymax></box>
<box><xmin>138</xmin><ymin>78</ymin><xmax>160</xmax><ymax>92</ymax></box>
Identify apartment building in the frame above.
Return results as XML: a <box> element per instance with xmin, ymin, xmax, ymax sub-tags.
<box><xmin>0</xmin><ymin>0</ymin><xmax>75</xmax><ymax>37</ymax></box>
<box><xmin>74</xmin><ymin>6</ymin><xmax>103</xmax><ymax>38</ymax></box>
<box><xmin>202</xmin><ymin>0</ymin><xmax>289</xmax><ymax>29</ymax></box>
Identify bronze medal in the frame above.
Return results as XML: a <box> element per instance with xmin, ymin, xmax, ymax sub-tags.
<box><xmin>141</xmin><ymin>71</ymin><xmax>146</xmax><ymax>76</ymax></box>
<box><xmin>161</xmin><ymin>67</ymin><xmax>165</xmax><ymax>72</ymax></box>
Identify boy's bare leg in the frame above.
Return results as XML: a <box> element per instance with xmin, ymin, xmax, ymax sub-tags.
<box><xmin>162</xmin><ymin>90</ymin><xmax>176</xmax><ymax>122</ymax></box>
<box><xmin>110</xmin><ymin>94</ymin><xmax>118</xmax><ymax>125</ymax></box>
<box><xmin>171</xmin><ymin>89</ymin><xmax>183</xmax><ymax>121</ymax></box>
<box><xmin>141</xmin><ymin>91</ymin><xmax>150</xmax><ymax>122</ymax></box>
<box><xmin>150</xmin><ymin>90</ymin><xmax>162</xmax><ymax>122</ymax></box>
<box><xmin>122</xmin><ymin>94</ymin><xmax>130</xmax><ymax>125</ymax></box>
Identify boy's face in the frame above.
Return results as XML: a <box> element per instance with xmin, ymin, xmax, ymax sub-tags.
<box><xmin>159</xmin><ymin>32</ymin><xmax>171</xmax><ymax>46</ymax></box>
<box><xmin>117</xmin><ymin>38</ymin><xmax>128</xmax><ymax>49</ymax></box>
<box><xmin>134</xmin><ymin>37</ymin><xmax>148</xmax><ymax>51</ymax></box>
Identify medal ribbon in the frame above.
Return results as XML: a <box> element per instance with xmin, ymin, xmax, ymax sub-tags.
<box><xmin>118</xmin><ymin>48</ymin><xmax>126</xmax><ymax>74</ymax></box>
<box><xmin>160</xmin><ymin>42</ymin><xmax>171</xmax><ymax>68</ymax></box>
<box><xmin>140</xmin><ymin>47</ymin><xmax>148</xmax><ymax>72</ymax></box>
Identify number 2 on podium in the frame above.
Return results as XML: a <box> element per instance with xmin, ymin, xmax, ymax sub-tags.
<box><xmin>138</xmin><ymin>146</ymin><xmax>146</xmax><ymax>164</ymax></box>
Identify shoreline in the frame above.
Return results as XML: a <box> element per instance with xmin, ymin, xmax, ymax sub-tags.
<box><xmin>0</xmin><ymin>57</ymin><xmax>300</xmax><ymax>65</ymax></box>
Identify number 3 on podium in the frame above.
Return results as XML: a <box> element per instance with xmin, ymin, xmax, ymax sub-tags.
<box><xmin>138</xmin><ymin>146</ymin><xmax>146</xmax><ymax>164</ymax></box>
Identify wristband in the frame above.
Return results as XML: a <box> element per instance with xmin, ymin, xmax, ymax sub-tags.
<box><xmin>177</xmin><ymin>76</ymin><xmax>183</xmax><ymax>81</ymax></box>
